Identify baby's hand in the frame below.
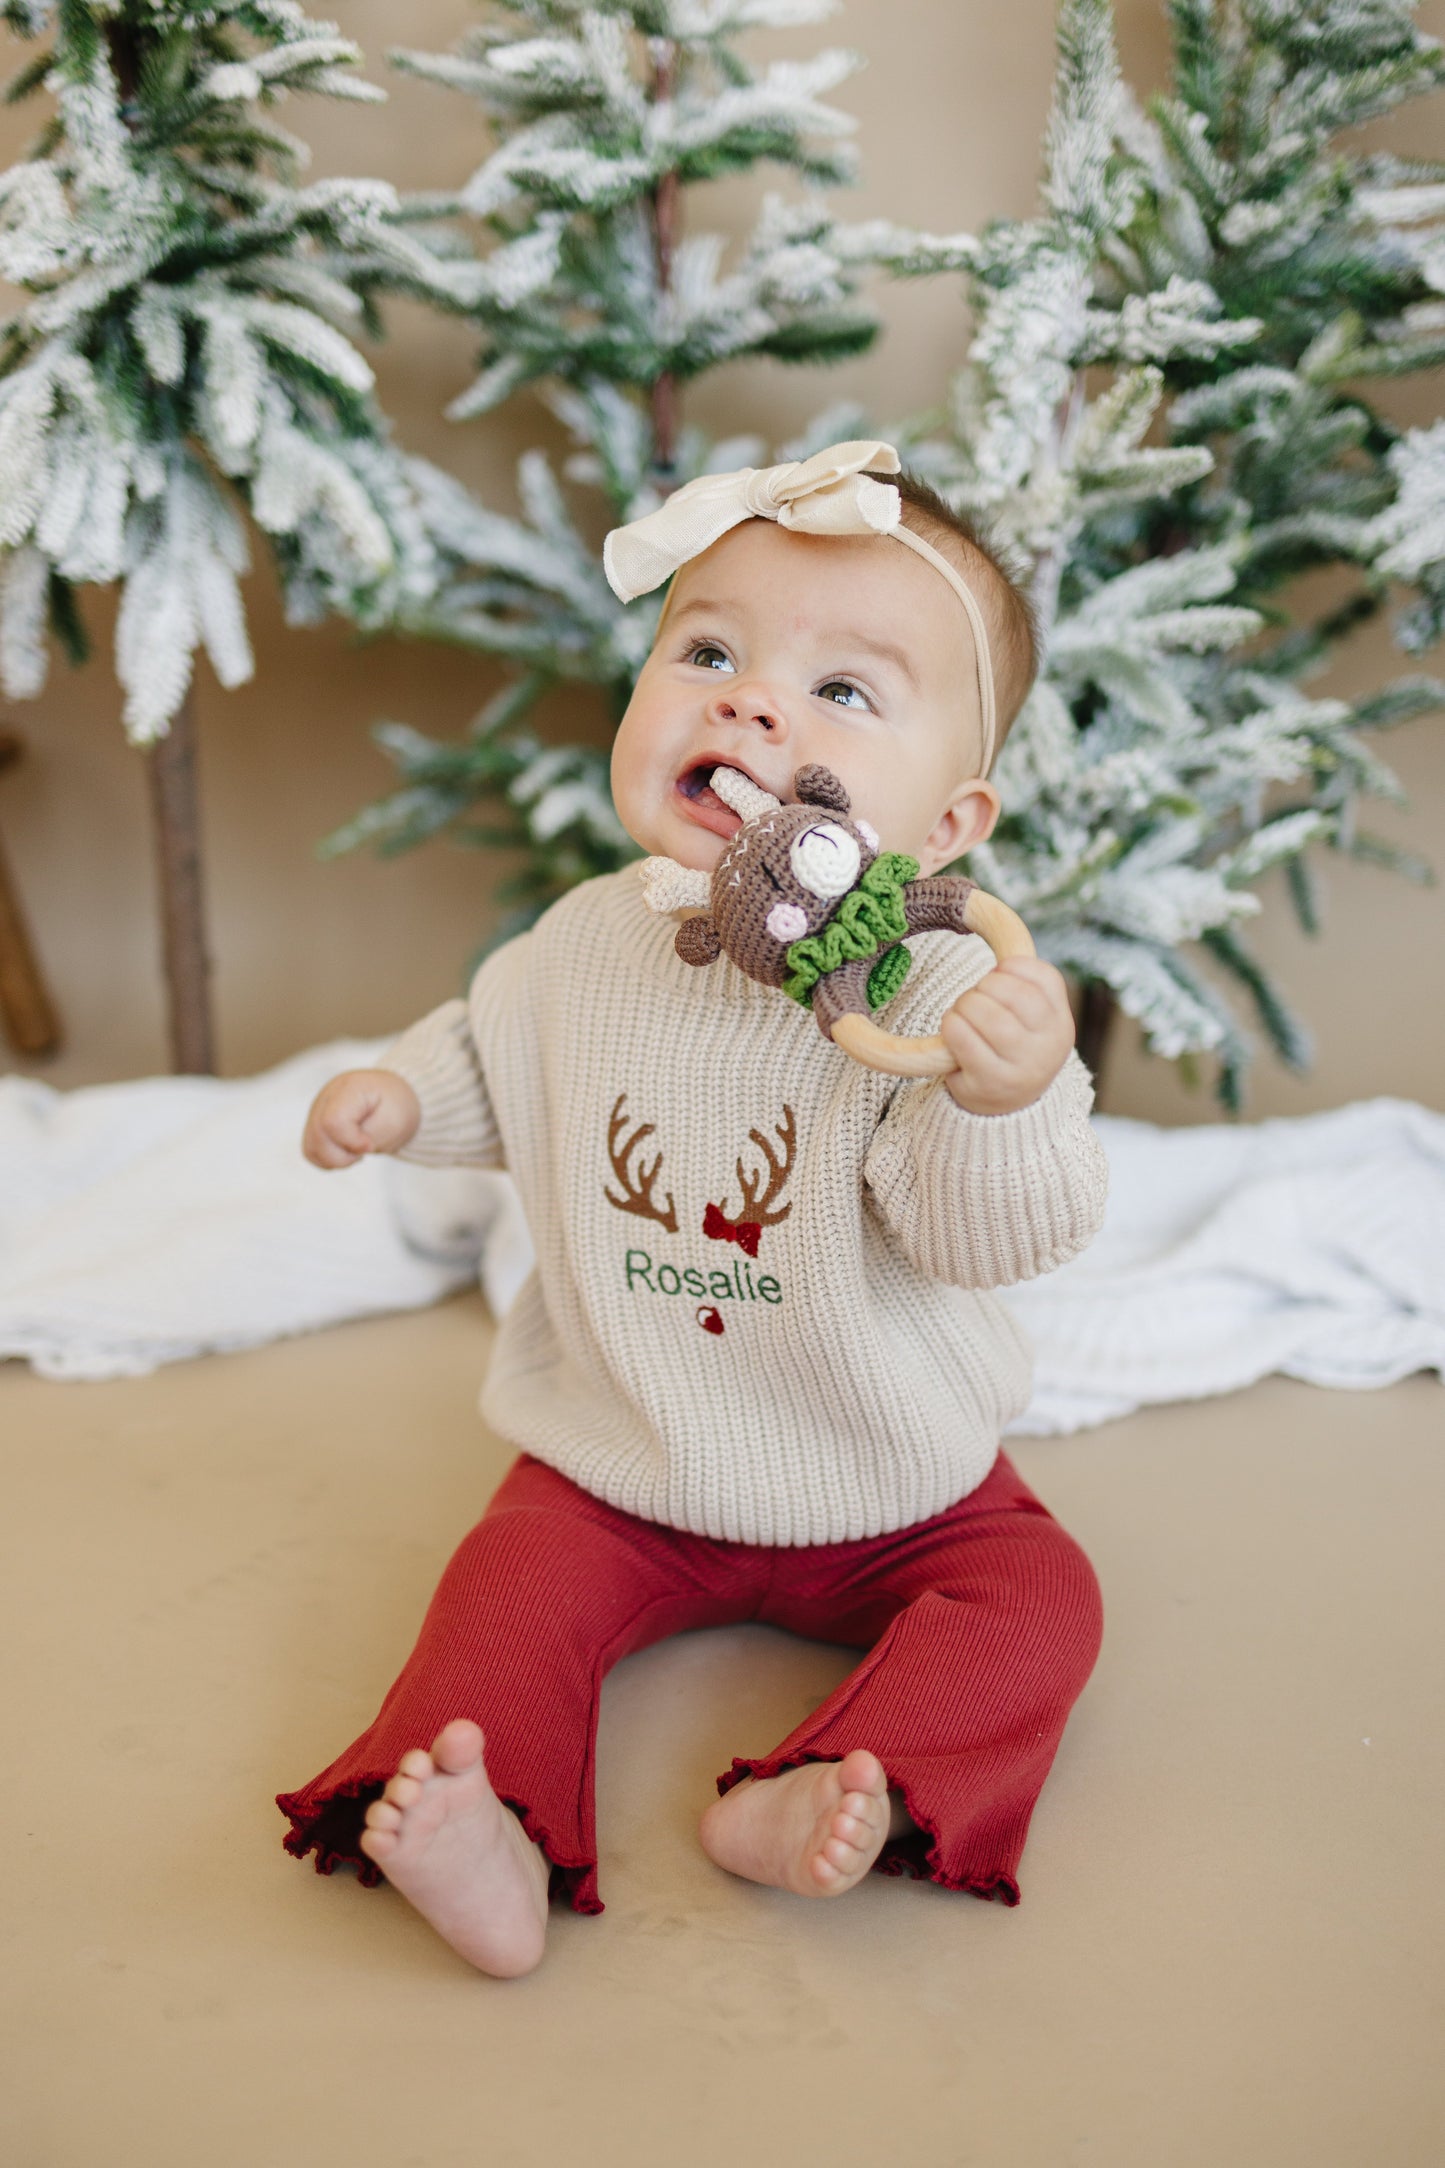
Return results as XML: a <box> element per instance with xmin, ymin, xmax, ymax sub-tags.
<box><xmin>303</xmin><ymin>1068</ymin><xmax>422</xmax><ymax>1169</ymax></box>
<box><xmin>939</xmin><ymin>957</ymin><xmax>1075</xmax><ymax>1117</ymax></box>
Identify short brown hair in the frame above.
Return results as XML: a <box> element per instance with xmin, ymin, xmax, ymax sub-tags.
<box><xmin>867</xmin><ymin>467</ymin><xmax>1039</xmax><ymax>760</ymax></box>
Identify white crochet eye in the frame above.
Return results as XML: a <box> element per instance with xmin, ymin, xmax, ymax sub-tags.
<box><xmin>766</xmin><ymin>901</ymin><xmax>809</xmax><ymax>943</ymax></box>
<box><xmin>789</xmin><ymin>821</ymin><xmax>860</xmax><ymax>899</ymax></box>
<box><xmin>856</xmin><ymin>819</ymin><xmax>879</xmax><ymax>852</ymax></box>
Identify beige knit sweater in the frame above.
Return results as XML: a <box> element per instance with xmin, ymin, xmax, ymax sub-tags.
<box><xmin>382</xmin><ymin>866</ymin><xmax>1107</xmax><ymax>1547</ymax></box>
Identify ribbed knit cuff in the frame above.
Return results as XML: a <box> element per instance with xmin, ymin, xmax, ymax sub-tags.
<box><xmin>379</xmin><ymin>999</ymin><xmax>499</xmax><ymax>1169</ymax></box>
<box><xmin>864</xmin><ymin>1051</ymin><xmax>1106</xmax><ymax>1290</ymax></box>
<box><xmin>918</xmin><ymin>1050</ymin><xmax>1097</xmax><ymax>1173</ymax></box>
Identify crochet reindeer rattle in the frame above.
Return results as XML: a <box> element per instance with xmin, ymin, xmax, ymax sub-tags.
<box><xmin>640</xmin><ymin>761</ymin><xmax>1036</xmax><ymax>1079</ymax></box>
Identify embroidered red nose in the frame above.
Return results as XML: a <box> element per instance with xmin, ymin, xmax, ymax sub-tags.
<box><xmin>696</xmin><ymin>1305</ymin><xmax>725</xmax><ymax>1335</ymax></box>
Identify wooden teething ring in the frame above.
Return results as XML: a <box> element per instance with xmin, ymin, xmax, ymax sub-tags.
<box><xmin>829</xmin><ymin>887</ymin><xmax>1036</xmax><ymax>1078</ymax></box>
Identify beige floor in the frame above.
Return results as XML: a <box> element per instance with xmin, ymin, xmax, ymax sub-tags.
<box><xmin>3</xmin><ymin>1294</ymin><xmax>1441</xmax><ymax>2168</ymax></box>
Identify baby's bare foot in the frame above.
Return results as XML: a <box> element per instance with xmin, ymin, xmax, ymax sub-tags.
<box><xmin>698</xmin><ymin>1749</ymin><xmax>894</xmax><ymax>1898</ymax></box>
<box><xmin>358</xmin><ymin>1718</ymin><xmax>550</xmax><ymax>1977</ymax></box>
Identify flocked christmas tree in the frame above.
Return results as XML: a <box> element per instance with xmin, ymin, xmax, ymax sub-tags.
<box><xmin>905</xmin><ymin>0</ymin><xmax>1445</xmax><ymax>1103</ymax></box>
<box><xmin>334</xmin><ymin>0</ymin><xmax>1445</xmax><ymax>1106</ymax></box>
<box><xmin>324</xmin><ymin>0</ymin><xmax>967</xmax><ymax>945</ymax></box>
<box><xmin>0</xmin><ymin>0</ymin><xmax>468</xmax><ymax>1070</ymax></box>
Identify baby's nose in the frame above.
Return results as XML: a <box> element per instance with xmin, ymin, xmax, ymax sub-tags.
<box><xmin>706</xmin><ymin>679</ymin><xmax>787</xmax><ymax>735</ymax></box>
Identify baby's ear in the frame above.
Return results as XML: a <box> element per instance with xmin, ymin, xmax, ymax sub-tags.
<box><xmin>675</xmin><ymin>916</ymin><xmax>722</xmax><ymax>966</ymax></box>
<box><xmin>793</xmin><ymin>763</ymin><xmax>850</xmax><ymax>813</ymax></box>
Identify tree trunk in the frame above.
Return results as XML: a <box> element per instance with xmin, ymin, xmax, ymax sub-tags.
<box><xmin>1075</xmin><ymin>978</ymin><xmax>1117</xmax><ymax>1098</ymax></box>
<box><xmin>0</xmin><ymin>833</ymin><xmax>61</xmax><ymax>1056</ymax></box>
<box><xmin>650</xmin><ymin>355</ymin><xmax>678</xmax><ymax>477</ymax></box>
<box><xmin>649</xmin><ymin>44</ymin><xmax>680</xmax><ymax>478</ymax></box>
<box><xmin>146</xmin><ymin>686</ymin><xmax>216</xmax><ymax>1074</ymax></box>
<box><xmin>110</xmin><ymin>21</ymin><xmax>214</xmax><ymax>1074</ymax></box>
<box><xmin>0</xmin><ymin>729</ymin><xmax>61</xmax><ymax>1056</ymax></box>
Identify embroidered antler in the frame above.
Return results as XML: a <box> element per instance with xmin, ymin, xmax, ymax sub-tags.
<box><xmin>729</xmin><ymin>1104</ymin><xmax>796</xmax><ymax>1227</ymax></box>
<box><xmin>604</xmin><ymin>1092</ymin><xmax>678</xmax><ymax>1231</ymax></box>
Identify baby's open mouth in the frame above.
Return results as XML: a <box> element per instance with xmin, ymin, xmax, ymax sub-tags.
<box><xmin>675</xmin><ymin>759</ymin><xmax>754</xmax><ymax>836</ymax></box>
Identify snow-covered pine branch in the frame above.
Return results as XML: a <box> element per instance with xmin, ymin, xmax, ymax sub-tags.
<box><xmin>0</xmin><ymin>0</ymin><xmax>447</xmax><ymax>738</ymax></box>
<box><xmin>918</xmin><ymin>0</ymin><xmax>1445</xmax><ymax>1105</ymax></box>
<box><xmin>332</xmin><ymin>0</ymin><xmax>956</xmax><ymax>926</ymax></box>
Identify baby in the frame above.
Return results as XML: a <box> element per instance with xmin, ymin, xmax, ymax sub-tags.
<box><xmin>278</xmin><ymin>441</ymin><xmax>1108</xmax><ymax>1978</ymax></box>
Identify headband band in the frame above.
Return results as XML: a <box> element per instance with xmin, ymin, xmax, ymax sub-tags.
<box><xmin>602</xmin><ymin>439</ymin><xmax>998</xmax><ymax>775</ymax></box>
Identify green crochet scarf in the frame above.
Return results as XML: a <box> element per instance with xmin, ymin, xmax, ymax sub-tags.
<box><xmin>782</xmin><ymin>850</ymin><xmax>919</xmax><ymax>1013</ymax></box>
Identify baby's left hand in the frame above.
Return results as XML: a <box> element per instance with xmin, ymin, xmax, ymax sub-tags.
<box><xmin>940</xmin><ymin>956</ymin><xmax>1076</xmax><ymax>1116</ymax></box>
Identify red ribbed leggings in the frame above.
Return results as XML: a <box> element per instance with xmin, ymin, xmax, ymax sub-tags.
<box><xmin>277</xmin><ymin>1449</ymin><xmax>1102</xmax><ymax>1914</ymax></box>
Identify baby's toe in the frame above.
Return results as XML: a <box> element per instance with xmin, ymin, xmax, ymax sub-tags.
<box><xmin>381</xmin><ymin>1771</ymin><xmax>423</xmax><ymax>1810</ymax></box>
<box><xmin>842</xmin><ymin>1785</ymin><xmax>885</xmax><ymax>1819</ymax></box>
<box><xmin>430</xmin><ymin>1718</ymin><xmax>485</xmax><ymax>1773</ymax></box>
<box><xmin>365</xmin><ymin>1798</ymin><xmax>403</xmax><ymax>1834</ymax></box>
<box><xmin>358</xmin><ymin>1824</ymin><xmax>398</xmax><ymax>1863</ymax></box>
<box><xmin>837</xmin><ymin>1749</ymin><xmax>888</xmax><ymax>1798</ymax></box>
<box><xmin>396</xmin><ymin>1748</ymin><xmax>433</xmax><ymax>1782</ymax></box>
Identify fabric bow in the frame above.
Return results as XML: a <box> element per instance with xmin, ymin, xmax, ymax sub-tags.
<box><xmin>702</xmin><ymin>1202</ymin><xmax>762</xmax><ymax>1258</ymax></box>
<box><xmin>603</xmin><ymin>441</ymin><xmax>903</xmax><ymax>603</ymax></box>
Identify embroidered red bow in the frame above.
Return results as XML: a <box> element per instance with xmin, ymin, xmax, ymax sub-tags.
<box><xmin>702</xmin><ymin>1202</ymin><xmax>762</xmax><ymax>1257</ymax></box>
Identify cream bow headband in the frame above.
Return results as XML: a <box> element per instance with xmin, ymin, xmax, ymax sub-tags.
<box><xmin>602</xmin><ymin>440</ymin><xmax>998</xmax><ymax>776</ymax></box>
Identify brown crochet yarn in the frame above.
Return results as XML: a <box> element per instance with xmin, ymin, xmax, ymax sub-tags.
<box><xmin>677</xmin><ymin>764</ymin><xmax>978</xmax><ymax>1042</ymax></box>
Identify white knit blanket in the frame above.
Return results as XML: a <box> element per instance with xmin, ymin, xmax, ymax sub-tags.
<box><xmin>0</xmin><ymin>1042</ymin><xmax>487</xmax><ymax>1382</ymax></box>
<box><xmin>2</xmin><ymin>1046</ymin><xmax>1441</xmax><ymax>1430</ymax></box>
<box><xmin>1003</xmin><ymin>1097</ymin><xmax>1445</xmax><ymax>1433</ymax></box>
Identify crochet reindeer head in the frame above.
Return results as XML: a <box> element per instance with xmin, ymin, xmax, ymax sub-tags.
<box><xmin>664</xmin><ymin>763</ymin><xmax>882</xmax><ymax>984</ymax></box>
<box><xmin>637</xmin><ymin>757</ymin><xmax>1034</xmax><ymax>1074</ymax></box>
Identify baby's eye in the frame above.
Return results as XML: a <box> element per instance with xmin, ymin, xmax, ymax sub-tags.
<box><xmin>686</xmin><ymin>642</ymin><xmax>735</xmax><ymax>674</ymax></box>
<box><xmin>816</xmin><ymin>679</ymin><xmax>871</xmax><ymax>711</ymax></box>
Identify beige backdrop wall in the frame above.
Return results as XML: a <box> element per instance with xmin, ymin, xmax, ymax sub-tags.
<box><xmin>2</xmin><ymin>0</ymin><xmax>1441</xmax><ymax>1119</ymax></box>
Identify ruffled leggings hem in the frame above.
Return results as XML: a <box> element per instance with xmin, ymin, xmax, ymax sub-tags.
<box><xmin>276</xmin><ymin>1448</ymin><xmax>1100</xmax><ymax>1920</ymax></box>
<box><xmin>717</xmin><ymin>1752</ymin><xmax>1021</xmax><ymax>1906</ymax></box>
<box><xmin>275</xmin><ymin>1776</ymin><xmax>605</xmax><ymax>1916</ymax></box>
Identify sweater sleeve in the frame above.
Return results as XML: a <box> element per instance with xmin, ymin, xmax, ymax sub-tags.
<box><xmin>862</xmin><ymin>1050</ymin><xmax>1108</xmax><ymax>1290</ymax></box>
<box><xmin>379</xmin><ymin>998</ymin><xmax>504</xmax><ymax>1170</ymax></box>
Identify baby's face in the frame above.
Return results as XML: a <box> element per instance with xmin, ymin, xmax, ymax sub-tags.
<box><xmin>610</xmin><ymin>520</ymin><xmax>1000</xmax><ymax>874</ymax></box>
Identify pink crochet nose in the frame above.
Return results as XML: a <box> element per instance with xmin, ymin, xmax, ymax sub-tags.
<box><xmin>766</xmin><ymin>902</ymin><xmax>809</xmax><ymax>943</ymax></box>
